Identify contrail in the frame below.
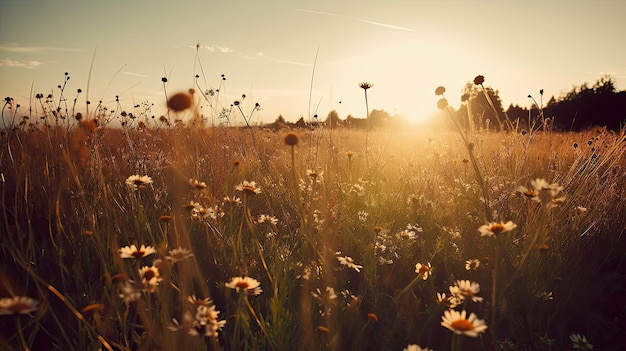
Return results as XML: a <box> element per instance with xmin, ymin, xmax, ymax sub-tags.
<box><xmin>292</xmin><ymin>8</ymin><xmax>416</xmax><ymax>32</ymax></box>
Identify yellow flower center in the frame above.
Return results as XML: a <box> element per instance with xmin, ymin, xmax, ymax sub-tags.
<box><xmin>235</xmin><ymin>281</ymin><xmax>250</xmax><ymax>289</ymax></box>
<box><xmin>132</xmin><ymin>250</ymin><xmax>145</xmax><ymax>258</ymax></box>
<box><xmin>463</xmin><ymin>289</ymin><xmax>475</xmax><ymax>298</ymax></box>
<box><xmin>450</xmin><ymin>318</ymin><xmax>474</xmax><ymax>331</ymax></box>
<box><xmin>143</xmin><ymin>270</ymin><xmax>156</xmax><ymax>280</ymax></box>
<box><xmin>490</xmin><ymin>223</ymin><xmax>505</xmax><ymax>234</ymax></box>
<box><xmin>243</xmin><ymin>186</ymin><xmax>257</xmax><ymax>194</ymax></box>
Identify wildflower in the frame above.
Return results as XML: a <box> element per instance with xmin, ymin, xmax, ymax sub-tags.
<box><xmin>311</xmin><ymin>287</ymin><xmax>337</xmax><ymax>302</ymax></box>
<box><xmin>437</xmin><ymin>292</ymin><xmax>461</xmax><ymax>308</ymax></box>
<box><xmin>516</xmin><ymin>184</ymin><xmax>539</xmax><ymax>199</ymax></box>
<box><xmin>436</xmin><ymin>292</ymin><xmax>447</xmax><ymax>304</ymax></box>
<box><xmin>473</xmin><ymin>75</ymin><xmax>485</xmax><ymax>85</ymax></box>
<box><xmin>450</xmin><ymin>280</ymin><xmax>483</xmax><ymax>303</ymax></box>
<box><xmin>0</xmin><ymin>296</ymin><xmax>39</xmax><ymax>315</ymax></box>
<box><xmin>119</xmin><ymin>244</ymin><xmax>156</xmax><ymax>259</ymax></box>
<box><xmin>138</xmin><ymin>265</ymin><xmax>162</xmax><ymax>292</ymax></box>
<box><xmin>189</xmin><ymin>179</ymin><xmax>207</xmax><ymax>190</ymax></box>
<box><xmin>187</xmin><ymin>295</ymin><xmax>212</xmax><ymax>305</ymax></box>
<box><xmin>235</xmin><ymin>180</ymin><xmax>261</xmax><ymax>195</ymax></box>
<box><xmin>359</xmin><ymin>82</ymin><xmax>374</xmax><ymax>90</ymax></box>
<box><xmin>465</xmin><ymin>259</ymin><xmax>481</xmax><ymax>271</ymax></box>
<box><xmin>187</xmin><ymin>304</ymin><xmax>226</xmax><ymax>337</ymax></box>
<box><xmin>415</xmin><ymin>262</ymin><xmax>433</xmax><ymax>280</ymax></box>
<box><xmin>495</xmin><ymin>339</ymin><xmax>516</xmax><ymax>350</ymax></box>
<box><xmin>538</xmin><ymin>244</ymin><xmax>550</xmax><ymax>251</ymax></box>
<box><xmin>435</xmin><ymin>86</ymin><xmax>446</xmax><ymax>96</ymax></box>
<box><xmin>336</xmin><ymin>253</ymin><xmax>363</xmax><ymax>272</ymax></box>
<box><xmin>257</xmin><ymin>214</ymin><xmax>278</xmax><ymax>225</ymax></box>
<box><xmin>191</xmin><ymin>203</ymin><xmax>222</xmax><ymax>221</ymax></box>
<box><xmin>357</xmin><ymin>210</ymin><xmax>368</xmax><ymax>222</ymax></box>
<box><xmin>519</xmin><ymin>178</ymin><xmax>566</xmax><ymax>206</ymax></box>
<box><xmin>223</xmin><ymin>196</ymin><xmax>242</xmax><ymax>206</ymax></box>
<box><xmin>284</xmin><ymin>132</ymin><xmax>299</xmax><ymax>146</ymax></box>
<box><xmin>225</xmin><ymin>276</ymin><xmax>263</xmax><ymax>295</ymax></box>
<box><xmin>535</xmin><ymin>291</ymin><xmax>554</xmax><ymax>301</ymax></box>
<box><xmin>166</xmin><ymin>247</ymin><xmax>194</xmax><ymax>263</ymax></box>
<box><xmin>306</xmin><ymin>169</ymin><xmax>323</xmax><ymax>182</ymax></box>
<box><xmin>548</xmin><ymin>196</ymin><xmax>566</xmax><ymax>209</ymax></box>
<box><xmin>441</xmin><ymin>309</ymin><xmax>488</xmax><ymax>337</ymax></box>
<box><xmin>399</xmin><ymin>223</ymin><xmax>423</xmax><ymax>240</ymax></box>
<box><xmin>125</xmin><ymin>175</ymin><xmax>153</xmax><ymax>189</ymax></box>
<box><xmin>404</xmin><ymin>345</ymin><xmax>434</xmax><ymax>351</ymax></box>
<box><xmin>118</xmin><ymin>280</ymin><xmax>141</xmax><ymax>303</ymax></box>
<box><xmin>570</xmin><ymin>333</ymin><xmax>594</xmax><ymax>350</ymax></box>
<box><xmin>478</xmin><ymin>221</ymin><xmax>517</xmax><ymax>237</ymax></box>
<box><xmin>342</xmin><ymin>290</ymin><xmax>361</xmax><ymax>309</ymax></box>
<box><xmin>367</xmin><ymin>313</ymin><xmax>378</xmax><ymax>322</ymax></box>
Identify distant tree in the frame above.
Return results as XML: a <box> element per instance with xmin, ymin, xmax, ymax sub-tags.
<box><xmin>505</xmin><ymin>103</ymin><xmax>529</xmax><ymax>130</ymax></box>
<box><xmin>369</xmin><ymin>109</ymin><xmax>391</xmax><ymax>128</ymax></box>
<box><xmin>293</xmin><ymin>117</ymin><xmax>307</xmax><ymax>129</ymax></box>
<box><xmin>325</xmin><ymin>110</ymin><xmax>342</xmax><ymax>129</ymax></box>
<box><xmin>344</xmin><ymin>115</ymin><xmax>367</xmax><ymax>129</ymax></box>
<box><xmin>462</xmin><ymin>82</ymin><xmax>505</xmax><ymax>131</ymax></box>
<box><xmin>545</xmin><ymin>75</ymin><xmax>626</xmax><ymax>131</ymax></box>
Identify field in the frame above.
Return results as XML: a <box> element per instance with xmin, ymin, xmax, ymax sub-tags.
<box><xmin>1</xmin><ymin>114</ymin><xmax>625</xmax><ymax>350</ymax></box>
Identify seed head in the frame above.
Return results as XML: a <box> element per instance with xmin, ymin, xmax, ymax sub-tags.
<box><xmin>284</xmin><ymin>132</ymin><xmax>299</xmax><ymax>146</ymax></box>
<box><xmin>359</xmin><ymin>82</ymin><xmax>374</xmax><ymax>90</ymax></box>
<box><xmin>167</xmin><ymin>92</ymin><xmax>193</xmax><ymax>112</ymax></box>
<box><xmin>473</xmin><ymin>75</ymin><xmax>485</xmax><ymax>85</ymax></box>
<box><xmin>437</xmin><ymin>99</ymin><xmax>448</xmax><ymax>110</ymax></box>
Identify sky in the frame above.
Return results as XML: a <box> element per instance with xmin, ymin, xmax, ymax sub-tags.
<box><xmin>1</xmin><ymin>0</ymin><xmax>625</xmax><ymax>126</ymax></box>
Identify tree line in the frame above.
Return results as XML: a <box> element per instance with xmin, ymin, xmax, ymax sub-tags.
<box><xmin>458</xmin><ymin>75</ymin><xmax>626</xmax><ymax>132</ymax></box>
<box><xmin>264</xmin><ymin>75</ymin><xmax>625</xmax><ymax>132</ymax></box>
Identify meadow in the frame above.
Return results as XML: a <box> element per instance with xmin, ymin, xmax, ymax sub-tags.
<box><xmin>1</xmin><ymin>87</ymin><xmax>625</xmax><ymax>351</ymax></box>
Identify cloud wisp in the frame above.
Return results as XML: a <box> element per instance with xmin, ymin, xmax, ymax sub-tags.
<box><xmin>123</xmin><ymin>71</ymin><xmax>150</xmax><ymax>78</ymax></box>
<box><xmin>292</xmin><ymin>8</ymin><xmax>415</xmax><ymax>32</ymax></box>
<box><xmin>0</xmin><ymin>44</ymin><xmax>81</xmax><ymax>53</ymax></box>
<box><xmin>0</xmin><ymin>58</ymin><xmax>42</xmax><ymax>69</ymax></box>
<box><xmin>193</xmin><ymin>44</ymin><xmax>235</xmax><ymax>54</ymax></box>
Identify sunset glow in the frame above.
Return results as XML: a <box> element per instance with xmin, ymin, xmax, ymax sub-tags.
<box><xmin>1</xmin><ymin>0</ymin><xmax>624</xmax><ymax>125</ymax></box>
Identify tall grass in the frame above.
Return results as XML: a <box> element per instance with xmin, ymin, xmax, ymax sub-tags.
<box><xmin>1</xmin><ymin>81</ymin><xmax>625</xmax><ymax>351</ymax></box>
